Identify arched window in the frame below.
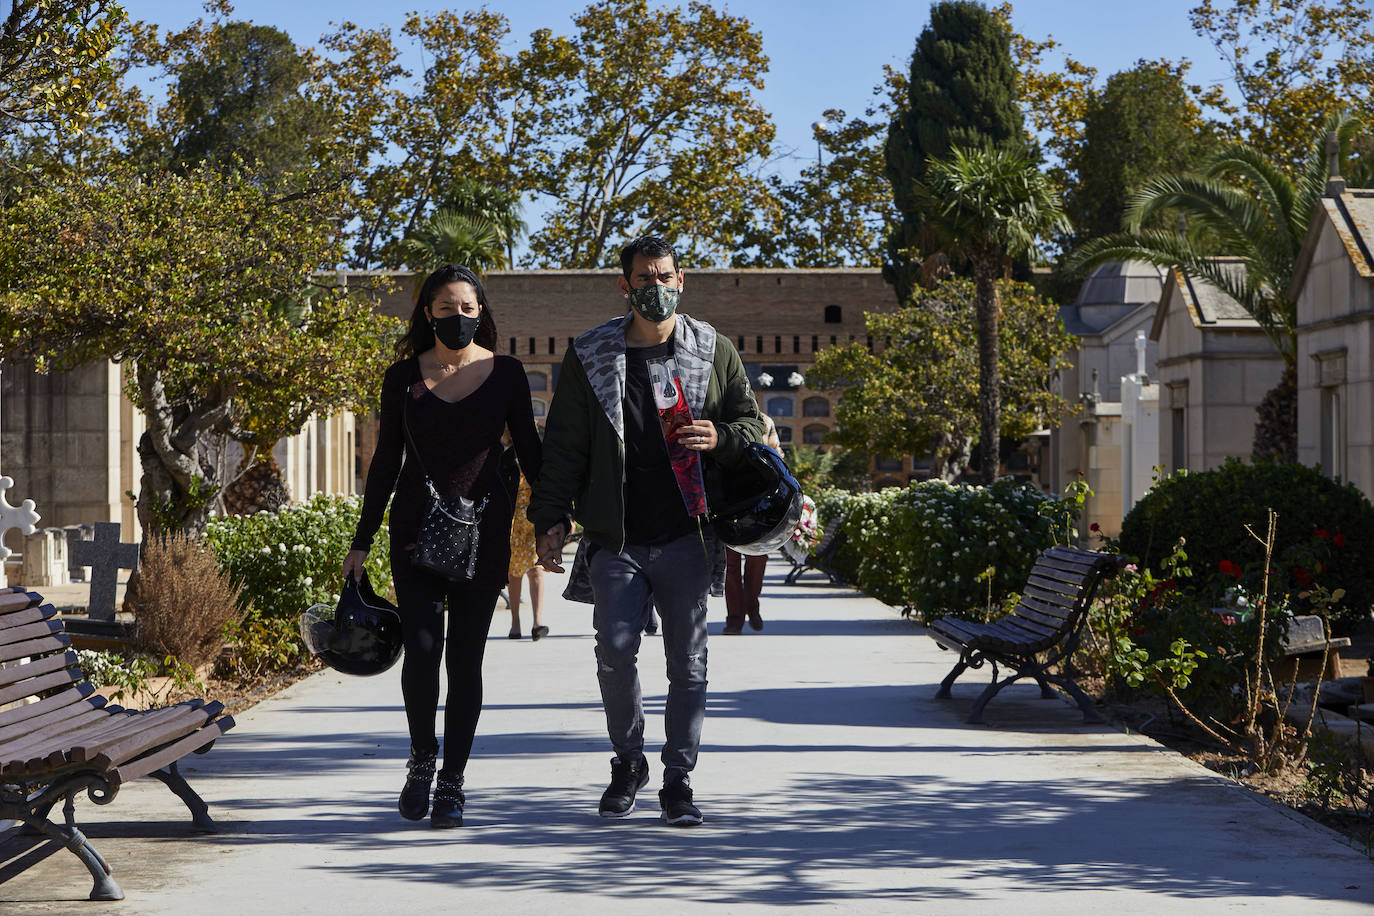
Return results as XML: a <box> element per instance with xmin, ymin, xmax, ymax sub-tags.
<box><xmin>775</xmin><ymin>425</ymin><xmax>792</xmax><ymax>444</ymax></box>
<box><xmin>531</xmin><ymin>399</ymin><xmax>546</xmax><ymax>417</ymax></box>
<box><xmin>824</xmin><ymin>305</ymin><xmax>842</xmax><ymax>324</ymax></box>
<box><xmin>802</xmin><ymin>424</ymin><xmax>827</xmax><ymax>445</ymax></box>
<box><xmin>874</xmin><ymin>477</ymin><xmax>903</xmax><ymax>490</ymax></box>
<box><xmin>527</xmin><ymin>371</ymin><xmax>548</xmax><ymax>391</ymax></box>
<box><xmin>802</xmin><ymin>396</ymin><xmax>830</xmax><ymax>417</ymax></box>
<box><xmin>765</xmin><ymin>396</ymin><xmax>794</xmax><ymax>417</ymax></box>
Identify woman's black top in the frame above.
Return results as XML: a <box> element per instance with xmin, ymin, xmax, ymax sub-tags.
<box><xmin>351</xmin><ymin>354</ymin><xmax>542</xmax><ymax>589</ymax></box>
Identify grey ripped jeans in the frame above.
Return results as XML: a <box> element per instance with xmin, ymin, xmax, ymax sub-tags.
<box><xmin>589</xmin><ymin>533</ymin><xmax>711</xmax><ymax>782</ymax></box>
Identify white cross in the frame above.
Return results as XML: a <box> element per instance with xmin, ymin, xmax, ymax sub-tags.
<box><xmin>0</xmin><ymin>475</ymin><xmax>40</xmax><ymax>561</ymax></box>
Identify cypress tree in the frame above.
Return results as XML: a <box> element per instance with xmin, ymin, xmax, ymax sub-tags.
<box><xmin>883</xmin><ymin>1</ymin><xmax>1023</xmax><ymax>301</ymax></box>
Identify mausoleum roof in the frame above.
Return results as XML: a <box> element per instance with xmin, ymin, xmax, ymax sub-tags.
<box><xmin>1061</xmin><ymin>260</ymin><xmax>1166</xmax><ymax>335</ymax></box>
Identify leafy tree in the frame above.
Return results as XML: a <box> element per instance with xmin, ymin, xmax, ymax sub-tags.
<box><xmin>807</xmin><ymin>278</ymin><xmax>1073</xmax><ymax>482</ymax></box>
<box><xmin>164</xmin><ymin>20</ymin><xmax>324</xmax><ymax>178</ymax></box>
<box><xmin>523</xmin><ymin>0</ymin><xmax>774</xmax><ymax>269</ymax></box>
<box><xmin>311</xmin><ymin>8</ymin><xmax>562</xmax><ymax>268</ymax></box>
<box><xmin>1063</xmin><ymin>61</ymin><xmax>1218</xmax><ymax>247</ymax></box>
<box><xmin>402</xmin><ymin>208</ymin><xmax>506</xmax><ymax>273</ymax></box>
<box><xmin>1189</xmin><ymin>0</ymin><xmax>1374</xmax><ymax>171</ymax></box>
<box><xmin>1067</xmin><ymin>111</ymin><xmax>1366</xmax><ymax>461</ymax></box>
<box><xmin>884</xmin><ymin>0</ymin><xmax>1024</xmax><ymax>301</ymax></box>
<box><xmin>912</xmin><ymin>145</ymin><xmax>1070</xmax><ymax>483</ymax></box>
<box><xmin>0</xmin><ymin>163</ymin><xmax>396</xmax><ymax>533</ymax></box>
<box><xmin>0</xmin><ymin>0</ymin><xmax>126</xmax><ymax>140</ymax></box>
<box><xmin>735</xmin><ymin>69</ymin><xmax>904</xmax><ymax>268</ymax></box>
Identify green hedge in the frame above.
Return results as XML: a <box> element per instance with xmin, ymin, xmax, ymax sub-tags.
<box><xmin>1118</xmin><ymin>460</ymin><xmax>1374</xmax><ymax>633</ymax></box>
<box><xmin>813</xmin><ymin>478</ymin><xmax>1070</xmax><ymax>623</ymax></box>
<box><xmin>204</xmin><ymin>494</ymin><xmax>391</xmax><ymax>622</ymax></box>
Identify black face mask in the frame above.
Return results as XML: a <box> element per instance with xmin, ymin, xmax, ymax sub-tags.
<box><xmin>432</xmin><ymin>313</ymin><xmax>481</xmax><ymax>350</ymax></box>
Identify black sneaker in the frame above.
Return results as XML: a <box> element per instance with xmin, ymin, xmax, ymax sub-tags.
<box><xmin>431</xmin><ymin>770</ymin><xmax>465</xmax><ymax>829</ymax></box>
<box><xmin>598</xmin><ymin>754</ymin><xmax>649</xmax><ymax>817</ymax></box>
<box><xmin>659</xmin><ymin>779</ymin><xmax>704</xmax><ymax>826</ymax></box>
<box><xmin>398</xmin><ymin>748</ymin><xmax>437</xmax><ymax>820</ymax></box>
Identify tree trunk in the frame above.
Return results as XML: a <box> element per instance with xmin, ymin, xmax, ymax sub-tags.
<box><xmin>972</xmin><ymin>257</ymin><xmax>1002</xmax><ymax>485</ymax></box>
<box><xmin>135</xmin><ymin>364</ymin><xmax>226</xmax><ymax>535</ymax></box>
<box><xmin>1251</xmin><ymin>362</ymin><xmax>1297</xmax><ymax>464</ymax></box>
<box><xmin>931</xmin><ymin>432</ymin><xmax>973</xmax><ymax>483</ymax></box>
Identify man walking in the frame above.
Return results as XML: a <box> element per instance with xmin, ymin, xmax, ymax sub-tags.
<box><xmin>530</xmin><ymin>235</ymin><xmax>764</xmax><ymax>825</ymax></box>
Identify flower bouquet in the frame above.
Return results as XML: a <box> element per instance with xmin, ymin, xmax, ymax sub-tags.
<box><xmin>782</xmin><ymin>495</ymin><xmax>819</xmax><ymax>563</ymax></box>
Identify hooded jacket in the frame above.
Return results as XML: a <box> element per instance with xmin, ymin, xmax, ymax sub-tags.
<box><xmin>528</xmin><ymin>310</ymin><xmax>765</xmax><ymax>601</ymax></box>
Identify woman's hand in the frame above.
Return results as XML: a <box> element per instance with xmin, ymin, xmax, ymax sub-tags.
<box><xmin>341</xmin><ymin>549</ymin><xmax>368</xmax><ymax>583</ymax></box>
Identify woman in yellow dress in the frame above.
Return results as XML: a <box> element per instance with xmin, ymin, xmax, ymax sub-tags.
<box><xmin>507</xmin><ymin>473</ymin><xmax>548</xmax><ymax>640</ymax></box>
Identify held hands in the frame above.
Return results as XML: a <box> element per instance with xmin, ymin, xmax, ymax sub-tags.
<box><xmin>678</xmin><ymin>419</ymin><xmax>717</xmax><ymax>451</ymax></box>
<box><xmin>536</xmin><ymin>520</ymin><xmax>569</xmax><ymax>573</ymax></box>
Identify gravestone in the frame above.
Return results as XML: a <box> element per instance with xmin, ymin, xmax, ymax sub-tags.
<box><xmin>69</xmin><ymin>521</ymin><xmax>140</xmax><ymax>622</ymax></box>
<box><xmin>0</xmin><ymin>476</ymin><xmax>41</xmax><ymax>587</ymax></box>
<box><xmin>65</xmin><ymin>524</ymin><xmax>94</xmax><ymax>582</ymax></box>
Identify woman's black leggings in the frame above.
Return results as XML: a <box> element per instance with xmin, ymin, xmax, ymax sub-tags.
<box><xmin>390</xmin><ymin>552</ymin><xmax>500</xmax><ymax>775</ymax></box>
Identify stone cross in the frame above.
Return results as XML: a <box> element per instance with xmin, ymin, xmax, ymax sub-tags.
<box><xmin>69</xmin><ymin>521</ymin><xmax>140</xmax><ymax>622</ymax></box>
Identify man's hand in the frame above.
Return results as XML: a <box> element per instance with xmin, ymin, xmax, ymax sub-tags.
<box><xmin>341</xmin><ymin>549</ymin><xmax>368</xmax><ymax>582</ymax></box>
<box><xmin>679</xmin><ymin>419</ymin><xmax>717</xmax><ymax>451</ymax></box>
<box><xmin>536</xmin><ymin>521</ymin><xmax>569</xmax><ymax>573</ymax></box>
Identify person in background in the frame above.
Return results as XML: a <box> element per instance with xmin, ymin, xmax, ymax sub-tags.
<box><xmin>507</xmin><ymin>467</ymin><xmax>548</xmax><ymax>641</ymax></box>
<box><xmin>342</xmin><ymin>264</ymin><xmax>541</xmax><ymax>829</ymax></box>
<box><xmin>722</xmin><ymin>414</ymin><xmax>781</xmax><ymax>634</ymax></box>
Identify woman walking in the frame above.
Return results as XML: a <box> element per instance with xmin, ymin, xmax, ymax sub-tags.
<box><xmin>342</xmin><ymin>264</ymin><xmax>541</xmax><ymax>828</ymax></box>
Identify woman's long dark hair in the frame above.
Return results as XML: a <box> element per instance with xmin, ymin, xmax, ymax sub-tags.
<box><xmin>396</xmin><ymin>264</ymin><xmax>499</xmax><ymax>358</ymax></box>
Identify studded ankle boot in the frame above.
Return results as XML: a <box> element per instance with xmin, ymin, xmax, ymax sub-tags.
<box><xmin>431</xmin><ymin>770</ymin><xmax>465</xmax><ymax>829</ymax></box>
<box><xmin>398</xmin><ymin>748</ymin><xmax>437</xmax><ymax>821</ymax></box>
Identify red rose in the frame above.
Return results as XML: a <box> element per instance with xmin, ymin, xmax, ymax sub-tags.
<box><xmin>1333</xmin><ymin>533</ymin><xmax>1346</xmax><ymax>547</ymax></box>
<box><xmin>1314</xmin><ymin>528</ymin><xmax>1329</xmax><ymax>539</ymax></box>
<box><xmin>1217</xmin><ymin>560</ymin><xmax>1242</xmax><ymax>578</ymax></box>
<box><xmin>1089</xmin><ymin>522</ymin><xmax>1100</xmax><ymax>532</ymax></box>
<box><xmin>1294</xmin><ymin>567</ymin><xmax>1312</xmax><ymax>587</ymax></box>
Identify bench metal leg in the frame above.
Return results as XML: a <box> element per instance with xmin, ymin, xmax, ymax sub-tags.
<box><xmin>934</xmin><ymin>659</ymin><xmax>970</xmax><ymax>699</ymax></box>
<box><xmin>149</xmin><ymin>762</ymin><xmax>217</xmax><ymax>832</ymax></box>
<box><xmin>2</xmin><ymin>778</ymin><xmax>126</xmax><ymax>901</ymax></box>
<box><xmin>1051</xmin><ymin>676</ymin><xmax>1106</xmax><ymax>723</ymax></box>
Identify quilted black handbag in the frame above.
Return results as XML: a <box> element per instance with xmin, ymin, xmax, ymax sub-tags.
<box><xmin>412</xmin><ymin>482</ymin><xmax>486</xmax><ymax>580</ymax></box>
<box><xmin>403</xmin><ymin>386</ymin><xmax>485</xmax><ymax>581</ymax></box>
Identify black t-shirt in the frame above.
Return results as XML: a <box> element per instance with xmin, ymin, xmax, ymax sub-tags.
<box><xmin>623</xmin><ymin>340</ymin><xmax>696</xmax><ymax>545</ymax></box>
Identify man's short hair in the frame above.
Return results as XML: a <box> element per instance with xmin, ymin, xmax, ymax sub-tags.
<box><xmin>620</xmin><ymin>235</ymin><xmax>679</xmax><ymax>279</ymax></box>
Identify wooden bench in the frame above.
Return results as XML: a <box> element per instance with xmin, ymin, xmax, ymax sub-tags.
<box><xmin>781</xmin><ymin>518</ymin><xmax>845</xmax><ymax>585</ymax></box>
<box><xmin>928</xmin><ymin>545</ymin><xmax>1122</xmax><ymax>724</ymax></box>
<box><xmin>0</xmin><ymin>587</ymin><xmax>235</xmax><ymax>900</ymax></box>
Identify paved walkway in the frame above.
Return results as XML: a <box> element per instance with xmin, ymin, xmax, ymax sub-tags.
<box><xmin>3</xmin><ymin>568</ymin><xmax>1371</xmax><ymax>913</ymax></box>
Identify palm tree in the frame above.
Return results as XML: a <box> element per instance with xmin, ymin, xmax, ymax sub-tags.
<box><xmin>436</xmin><ymin>178</ymin><xmax>527</xmax><ymax>267</ymax></box>
<box><xmin>402</xmin><ymin>209</ymin><xmax>507</xmax><ymax>275</ymax></box>
<box><xmin>1067</xmin><ymin>111</ymin><xmax>1366</xmax><ymax>461</ymax></box>
<box><xmin>914</xmin><ymin>145</ymin><xmax>1070</xmax><ymax>484</ymax></box>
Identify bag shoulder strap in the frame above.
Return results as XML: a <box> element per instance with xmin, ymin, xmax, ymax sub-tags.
<box><xmin>401</xmin><ymin>359</ymin><xmax>437</xmax><ymax>488</ymax></box>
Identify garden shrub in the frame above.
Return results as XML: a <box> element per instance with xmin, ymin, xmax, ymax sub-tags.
<box><xmin>815</xmin><ymin>478</ymin><xmax>1070</xmax><ymax>623</ymax></box>
<box><xmin>125</xmin><ymin>533</ymin><xmax>244</xmax><ymax>668</ymax></box>
<box><xmin>1118</xmin><ymin>460</ymin><xmax>1374</xmax><ymax>633</ymax></box>
<box><xmin>204</xmin><ymin>494</ymin><xmax>391</xmax><ymax>623</ymax></box>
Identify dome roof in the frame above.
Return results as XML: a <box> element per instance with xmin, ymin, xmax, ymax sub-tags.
<box><xmin>1062</xmin><ymin>260</ymin><xmax>1166</xmax><ymax>335</ymax></box>
<box><xmin>1072</xmin><ymin>259</ymin><xmax>1166</xmax><ymax>309</ymax></box>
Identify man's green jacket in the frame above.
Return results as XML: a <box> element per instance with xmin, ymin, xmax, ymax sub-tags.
<box><xmin>528</xmin><ymin>310</ymin><xmax>765</xmax><ymax>560</ymax></box>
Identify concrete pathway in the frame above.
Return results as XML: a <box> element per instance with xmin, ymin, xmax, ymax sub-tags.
<box><xmin>2</xmin><ymin>568</ymin><xmax>1371</xmax><ymax>913</ymax></box>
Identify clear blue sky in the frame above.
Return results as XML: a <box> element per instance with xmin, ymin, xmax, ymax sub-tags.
<box><xmin>120</xmin><ymin>0</ymin><xmax>1235</xmax><ymax>172</ymax></box>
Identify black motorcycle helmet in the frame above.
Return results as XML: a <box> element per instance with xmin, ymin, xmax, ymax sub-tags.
<box><xmin>300</xmin><ymin>573</ymin><xmax>404</xmax><ymax>677</ymax></box>
<box><xmin>711</xmin><ymin>442</ymin><xmax>805</xmax><ymax>556</ymax></box>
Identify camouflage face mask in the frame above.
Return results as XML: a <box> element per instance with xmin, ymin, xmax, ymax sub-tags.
<box><xmin>628</xmin><ymin>284</ymin><xmax>680</xmax><ymax>323</ymax></box>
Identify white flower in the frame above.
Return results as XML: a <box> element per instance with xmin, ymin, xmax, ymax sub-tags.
<box><xmin>787</xmin><ymin>371</ymin><xmax>805</xmax><ymax>388</ymax></box>
<box><xmin>303</xmin><ymin>577</ymin><xmax>313</xmax><ymax>586</ymax></box>
<box><xmin>757</xmin><ymin>372</ymin><xmax>774</xmax><ymax>388</ymax></box>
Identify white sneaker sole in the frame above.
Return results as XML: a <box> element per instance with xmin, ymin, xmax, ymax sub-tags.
<box><xmin>599</xmin><ymin>802</ymin><xmax>635</xmax><ymax>818</ymax></box>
